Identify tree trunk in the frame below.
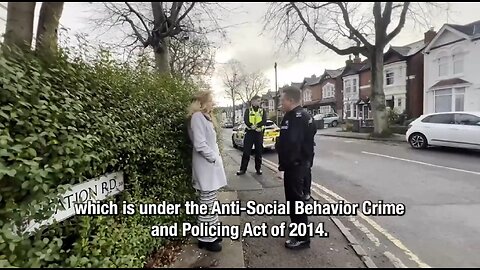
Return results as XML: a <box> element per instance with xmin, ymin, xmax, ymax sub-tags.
<box><xmin>370</xmin><ymin>48</ymin><xmax>389</xmax><ymax>136</ymax></box>
<box><xmin>35</xmin><ymin>2</ymin><xmax>64</xmax><ymax>58</ymax></box>
<box><xmin>154</xmin><ymin>37</ymin><xmax>171</xmax><ymax>75</ymax></box>
<box><xmin>4</xmin><ymin>2</ymin><xmax>36</xmax><ymax>50</ymax></box>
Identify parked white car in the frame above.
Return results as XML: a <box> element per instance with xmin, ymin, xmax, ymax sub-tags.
<box><xmin>232</xmin><ymin>120</ymin><xmax>280</xmax><ymax>150</ymax></box>
<box><xmin>313</xmin><ymin>113</ymin><xmax>339</xmax><ymax>127</ymax></box>
<box><xmin>406</xmin><ymin>112</ymin><xmax>480</xmax><ymax>150</ymax></box>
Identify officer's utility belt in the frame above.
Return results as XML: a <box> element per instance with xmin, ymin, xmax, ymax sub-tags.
<box><xmin>246</xmin><ymin>126</ymin><xmax>264</xmax><ymax>132</ymax></box>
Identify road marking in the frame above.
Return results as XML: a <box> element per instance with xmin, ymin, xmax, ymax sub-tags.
<box><xmin>261</xmin><ymin>156</ymin><xmax>425</xmax><ymax>268</ymax></box>
<box><xmin>384</xmin><ymin>251</ymin><xmax>408</xmax><ymax>268</ymax></box>
<box><xmin>311</xmin><ymin>182</ymin><xmax>431</xmax><ymax>268</ymax></box>
<box><xmin>361</xmin><ymin>151</ymin><xmax>480</xmax><ymax>176</ymax></box>
<box><xmin>311</xmin><ymin>187</ymin><xmax>381</xmax><ymax>247</ymax></box>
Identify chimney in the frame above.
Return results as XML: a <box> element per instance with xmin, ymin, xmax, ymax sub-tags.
<box><xmin>424</xmin><ymin>27</ymin><xmax>436</xmax><ymax>44</ymax></box>
<box><xmin>345</xmin><ymin>55</ymin><xmax>353</xmax><ymax>66</ymax></box>
<box><xmin>353</xmin><ymin>53</ymin><xmax>361</xmax><ymax>64</ymax></box>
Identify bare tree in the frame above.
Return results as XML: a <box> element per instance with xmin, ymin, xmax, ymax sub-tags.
<box><xmin>4</xmin><ymin>2</ymin><xmax>36</xmax><ymax>50</ymax></box>
<box><xmin>222</xmin><ymin>59</ymin><xmax>244</xmax><ymax>127</ymax></box>
<box><xmin>264</xmin><ymin>2</ymin><xmax>442</xmax><ymax>136</ymax></box>
<box><xmin>36</xmin><ymin>2</ymin><xmax>65</xmax><ymax>58</ymax></box>
<box><xmin>169</xmin><ymin>35</ymin><xmax>216</xmax><ymax>82</ymax></box>
<box><xmin>91</xmin><ymin>2</ymin><xmax>227</xmax><ymax>75</ymax></box>
<box><xmin>237</xmin><ymin>71</ymin><xmax>269</xmax><ymax>105</ymax></box>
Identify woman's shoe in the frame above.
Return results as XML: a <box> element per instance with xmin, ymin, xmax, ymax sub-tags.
<box><xmin>198</xmin><ymin>240</ymin><xmax>222</xmax><ymax>252</ymax></box>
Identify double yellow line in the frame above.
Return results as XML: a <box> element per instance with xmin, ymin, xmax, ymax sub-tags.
<box><xmin>261</xmin><ymin>157</ymin><xmax>431</xmax><ymax>269</ymax></box>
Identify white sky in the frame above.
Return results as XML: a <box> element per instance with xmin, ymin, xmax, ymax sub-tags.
<box><xmin>52</xmin><ymin>2</ymin><xmax>480</xmax><ymax>106</ymax></box>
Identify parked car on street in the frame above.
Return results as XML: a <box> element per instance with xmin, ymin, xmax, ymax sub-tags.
<box><xmin>222</xmin><ymin>121</ymin><xmax>234</xmax><ymax>128</ymax></box>
<box><xmin>313</xmin><ymin>112</ymin><xmax>339</xmax><ymax>127</ymax></box>
<box><xmin>232</xmin><ymin>120</ymin><xmax>280</xmax><ymax>150</ymax></box>
<box><xmin>406</xmin><ymin>112</ymin><xmax>480</xmax><ymax>150</ymax></box>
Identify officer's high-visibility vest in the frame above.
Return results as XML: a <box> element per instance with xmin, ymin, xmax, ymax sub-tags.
<box><xmin>248</xmin><ymin>107</ymin><xmax>264</xmax><ymax>132</ymax></box>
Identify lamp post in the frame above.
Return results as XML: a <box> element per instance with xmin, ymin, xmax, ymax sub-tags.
<box><xmin>274</xmin><ymin>62</ymin><xmax>278</xmax><ymax>124</ymax></box>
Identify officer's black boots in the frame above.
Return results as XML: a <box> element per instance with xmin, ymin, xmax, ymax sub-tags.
<box><xmin>256</xmin><ymin>170</ymin><xmax>263</xmax><ymax>175</ymax></box>
<box><xmin>303</xmin><ymin>193</ymin><xmax>311</xmax><ymax>201</ymax></box>
<box><xmin>285</xmin><ymin>239</ymin><xmax>311</xmax><ymax>250</ymax></box>
<box><xmin>198</xmin><ymin>240</ymin><xmax>222</xmax><ymax>252</ymax></box>
<box><xmin>236</xmin><ymin>170</ymin><xmax>246</xmax><ymax>176</ymax></box>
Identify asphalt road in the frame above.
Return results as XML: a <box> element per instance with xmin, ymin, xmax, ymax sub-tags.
<box><xmin>222</xmin><ymin>128</ymin><xmax>480</xmax><ymax>268</ymax></box>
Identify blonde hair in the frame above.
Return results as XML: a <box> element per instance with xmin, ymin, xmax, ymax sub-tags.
<box><xmin>187</xmin><ymin>90</ymin><xmax>218</xmax><ymax>128</ymax></box>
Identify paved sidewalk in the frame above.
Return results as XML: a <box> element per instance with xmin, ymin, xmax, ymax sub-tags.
<box><xmin>226</xmin><ymin>149</ymin><xmax>367</xmax><ymax>268</ymax></box>
<box><xmin>317</xmin><ymin>127</ymin><xmax>406</xmax><ymax>143</ymax></box>
<box><xmin>168</xmin><ymin>147</ymin><xmax>370</xmax><ymax>268</ymax></box>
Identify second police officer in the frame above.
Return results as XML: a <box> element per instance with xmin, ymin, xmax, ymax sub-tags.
<box><xmin>276</xmin><ymin>86</ymin><xmax>316</xmax><ymax>250</ymax></box>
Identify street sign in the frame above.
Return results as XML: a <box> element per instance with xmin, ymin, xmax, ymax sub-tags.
<box><xmin>22</xmin><ymin>171</ymin><xmax>124</xmax><ymax>234</ymax></box>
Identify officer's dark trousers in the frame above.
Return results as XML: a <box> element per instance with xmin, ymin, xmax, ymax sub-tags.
<box><xmin>284</xmin><ymin>164</ymin><xmax>309</xmax><ymax>241</ymax></box>
<box><xmin>303</xmin><ymin>153</ymin><xmax>314</xmax><ymax>196</ymax></box>
<box><xmin>240</xmin><ymin>130</ymin><xmax>263</xmax><ymax>172</ymax></box>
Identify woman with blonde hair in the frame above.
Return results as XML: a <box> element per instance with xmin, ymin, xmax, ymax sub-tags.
<box><xmin>186</xmin><ymin>90</ymin><xmax>227</xmax><ymax>252</ymax></box>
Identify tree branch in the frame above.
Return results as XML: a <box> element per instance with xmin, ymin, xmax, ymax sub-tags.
<box><xmin>125</xmin><ymin>2</ymin><xmax>150</xmax><ymax>36</ymax></box>
<box><xmin>177</xmin><ymin>2</ymin><xmax>195</xmax><ymax>23</ymax></box>
<box><xmin>336</xmin><ymin>2</ymin><xmax>372</xmax><ymax>47</ymax></box>
<box><xmin>385</xmin><ymin>2</ymin><xmax>410</xmax><ymax>44</ymax></box>
<box><xmin>120</xmin><ymin>14</ymin><xmax>147</xmax><ymax>46</ymax></box>
<box><xmin>290</xmin><ymin>2</ymin><xmax>369</xmax><ymax>56</ymax></box>
<box><xmin>382</xmin><ymin>2</ymin><xmax>393</xmax><ymax>32</ymax></box>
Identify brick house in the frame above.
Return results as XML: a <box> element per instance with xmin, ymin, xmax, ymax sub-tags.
<box><xmin>301</xmin><ymin>75</ymin><xmax>322</xmax><ymax>115</ymax></box>
<box><xmin>340</xmin><ymin>56</ymin><xmax>365</xmax><ymax>120</ymax></box>
<box><xmin>344</xmin><ymin>29</ymin><xmax>436</xmax><ymax>120</ymax></box>
<box><xmin>381</xmin><ymin>29</ymin><xmax>436</xmax><ymax>118</ymax></box>
<box><xmin>314</xmin><ymin>68</ymin><xmax>344</xmax><ymax>116</ymax></box>
<box><xmin>357</xmin><ymin>62</ymin><xmax>372</xmax><ymax>119</ymax></box>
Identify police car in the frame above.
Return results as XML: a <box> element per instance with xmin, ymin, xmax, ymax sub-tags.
<box><xmin>232</xmin><ymin>120</ymin><xmax>280</xmax><ymax>151</ymax></box>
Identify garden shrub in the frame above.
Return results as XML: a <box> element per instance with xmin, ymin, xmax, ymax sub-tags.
<box><xmin>0</xmin><ymin>47</ymin><xmax>197</xmax><ymax>267</ymax></box>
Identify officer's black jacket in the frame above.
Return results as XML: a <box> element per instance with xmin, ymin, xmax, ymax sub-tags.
<box><xmin>276</xmin><ymin>106</ymin><xmax>316</xmax><ymax>169</ymax></box>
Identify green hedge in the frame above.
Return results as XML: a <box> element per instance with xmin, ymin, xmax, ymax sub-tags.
<box><xmin>0</xmin><ymin>48</ymin><xmax>197</xmax><ymax>267</ymax></box>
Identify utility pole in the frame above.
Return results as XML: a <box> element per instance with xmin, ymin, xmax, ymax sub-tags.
<box><xmin>274</xmin><ymin>62</ymin><xmax>278</xmax><ymax>125</ymax></box>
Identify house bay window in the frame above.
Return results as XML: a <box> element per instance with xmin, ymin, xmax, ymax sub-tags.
<box><xmin>438</xmin><ymin>56</ymin><xmax>449</xmax><ymax>77</ymax></box>
<box><xmin>345</xmin><ymin>103</ymin><xmax>351</xmax><ymax>118</ymax></box>
<box><xmin>352</xmin><ymin>79</ymin><xmax>357</xmax><ymax>93</ymax></box>
<box><xmin>344</xmin><ymin>78</ymin><xmax>357</xmax><ymax>94</ymax></box>
<box><xmin>386</xmin><ymin>70</ymin><xmax>395</xmax><ymax>85</ymax></box>
<box><xmin>322</xmin><ymin>84</ymin><xmax>335</xmax><ymax>98</ymax></box>
<box><xmin>303</xmin><ymin>89</ymin><xmax>312</xmax><ymax>102</ymax></box>
<box><xmin>434</xmin><ymin>87</ymin><xmax>465</xmax><ymax>113</ymax></box>
<box><xmin>452</xmin><ymin>49</ymin><xmax>464</xmax><ymax>74</ymax></box>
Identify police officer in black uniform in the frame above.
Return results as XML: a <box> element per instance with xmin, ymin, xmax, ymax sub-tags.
<box><xmin>276</xmin><ymin>86</ymin><xmax>315</xmax><ymax>250</ymax></box>
<box><xmin>237</xmin><ymin>95</ymin><xmax>267</xmax><ymax>176</ymax></box>
<box><xmin>303</xmin><ymin>112</ymin><xmax>317</xmax><ymax>201</ymax></box>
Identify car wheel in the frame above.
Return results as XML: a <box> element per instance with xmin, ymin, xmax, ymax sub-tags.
<box><xmin>409</xmin><ymin>133</ymin><xmax>427</xmax><ymax>149</ymax></box>
<box><xmin>331</xmin><ymin>120</ymin><xmax>338</xmax><ymax>127</ymax></box>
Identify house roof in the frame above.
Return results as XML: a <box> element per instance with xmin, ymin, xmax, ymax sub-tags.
<box><xmin>342</xmin><ymin>60</ymin><xmax>368</xmax><ymax>76</ymax></box>
<box><xmin>390</xmin><ymin>39</ymin><xmax>426</xmax><ymax>57</ymax></box>
<box><xmin>426</xmin><ymin>20</ymin><xmax>480</xmax><ymax>53</ymax></box>
<box><xmin>447</xmin><ymin>20</ymin><xmax>480</xmax><ymax>37</ymax></box>
<box><xmin>430</xmin><ymin>78</ymin><xmax>471</xmax><ymax>89</ymax></box>
<box><xmin>325</xmin><ymin>68</ymin><xmax>344</xmax><ymax>78</ymax></box>
<box><xmin>262</xmin><ymin>91</ymin><xmax>275</xmax><ymax>99</ymax></box>
<box><xmin>291</xmin><ymin>82</ymin><xmax>304</xmax><ymax>89</ymax></box>
<box><xmin>304</xmin><ymin>76</ymin><xmax>319</xmax><ymax>86</ymax></box>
